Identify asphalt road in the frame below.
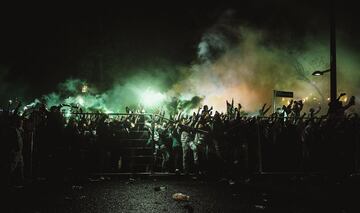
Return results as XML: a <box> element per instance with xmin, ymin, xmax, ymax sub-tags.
<box><xmin>3</xmin><ymin>174</ymin><xmax>360</xmax><ymax>213</ymax></box>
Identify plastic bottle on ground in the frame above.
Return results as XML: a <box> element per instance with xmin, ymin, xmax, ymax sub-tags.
<box><xmin>172</xmin><ymin>193</ymin><xmax>190</xmax><ymax>201</ymax></box>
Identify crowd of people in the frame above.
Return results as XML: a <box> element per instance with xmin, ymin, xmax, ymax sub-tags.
<box><xmin>0</xmin><ymin>93</ymin><xmax>359</xmax><ymax>187</ymax></box>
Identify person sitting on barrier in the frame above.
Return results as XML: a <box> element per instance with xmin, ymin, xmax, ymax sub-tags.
<box><xmin>147</xmin><ymin>121</ymin><xmax>169</xmax><ymax>172</ymax></box>
<box><xmin>169</xmin><ymin>122</ymin><xmax>182</xmax><ymax>174</ymax></box>
<box><xmin>192</xmin><ymin>118</ymin><xmax>212</xmax><ymax>176</ymax></box>
<box><xmin>157</xmin><ymin>122</ymin><xmax>171</xmax><ymax>172</ymax></box>
<box><xmin>180</xmin><ymin>116</ymin><xmax>195</xmax><ymax>175</ymax></box>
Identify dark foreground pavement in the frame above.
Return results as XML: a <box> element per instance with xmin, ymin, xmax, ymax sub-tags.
<box><xmin>3</xmin><ymin>174</ymin><xmax>360</xmax><ymax>213</ymax></box>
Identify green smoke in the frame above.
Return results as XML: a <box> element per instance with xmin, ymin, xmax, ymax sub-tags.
<box><xmin>14</xmin><ymin>10</ymin><xmax>360</xmax><ymax>116</ymax></box>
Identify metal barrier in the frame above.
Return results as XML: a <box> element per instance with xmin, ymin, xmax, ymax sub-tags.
<box><xmin>71</xmin><ymin>112</ymin><xmax>157</xmax><ymax>173</ymax></box>
<box><xmin>25</xmin><ymin>113</ymin><xmax>360</xmax><ymax>178</ymax></box>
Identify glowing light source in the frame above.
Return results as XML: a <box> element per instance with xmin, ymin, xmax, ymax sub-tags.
<box><xmin>81</xmin><ymin>84</ymin><xmax>88</xmax><ymax>93</ymax></box>
<box><xmin>105</xmin><ymin>109</ymin><xmax>113</xmax><ymax>114</ymax></box>
<box><xmin>312</xmin><ymin>69</ymin><xmax>330</xmax><ymax>76</ymax></box>
<box><xmin>64</xmin><ymin>110</ymin><xmax>71</xmax><ymax>118</ymax></box>
<box><xmin>302</xmin><ymin>96</ymin><xmax>309</xmax><ymax>103</ymax></box>
<box><xmin>76</xmin><ymin>96</ymin><xmax>84</xmax><ymax>106</ymax></box>
<box><xmin>140</xmin><ymin>89</ymin><xmax>165</xmax><ymax>107</ymax></box>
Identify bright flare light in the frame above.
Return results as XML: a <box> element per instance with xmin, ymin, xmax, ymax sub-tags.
<box><xmin>105</xmin><ymin>109</ymin><xmax>114</xmax><ymax>114</ymax></box>
<box><xmin>81</xmin><ymin>85</ymin><xmax>88</xmax><ymax>93</ymax></box>
<box><xmin>140</xmin><ymin>89</ymin><xmax>165</xmax><ymax>107</ymax></box>
<box><xmin>64</xmin><ymin>110</ymin><xmax>72</xmax><ymax>118</ymax></box>
<box><xmin>76</xmin><ymin>96</ymin><xmax>84</xmax><ymax>106</ymax></box>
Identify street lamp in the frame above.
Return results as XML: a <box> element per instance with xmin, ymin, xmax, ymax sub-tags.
<box><xmin>329</xmin><ymin>2</ymin><xmax>337</xmax><ymax>103</ymax></box>
<box><xmin>312</xmin><ymin>2</ymin><xmax>337</xmax><ymax>102</ymax></box>
<box><xmin>312</xmin><ymin>69</ymin><xmax>331</xmax><ymax>76</ymax></box>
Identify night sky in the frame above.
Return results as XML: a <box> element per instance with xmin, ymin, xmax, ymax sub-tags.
<box><xmin>0</xmin><ymin>1</ymin><xmax>359</xmax><ymax>110</ymax></box>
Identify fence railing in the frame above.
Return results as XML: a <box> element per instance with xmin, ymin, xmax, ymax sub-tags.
<box><xmin>24</xmin><ymin>112</ymin><xmax>360</xmax><ymax>178</ymax></box>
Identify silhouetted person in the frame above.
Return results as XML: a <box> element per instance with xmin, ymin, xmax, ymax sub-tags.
<box><xmin>7</xmin><ymin>116</ymin><xmax>25</xmax><ymax>187</ymax></box>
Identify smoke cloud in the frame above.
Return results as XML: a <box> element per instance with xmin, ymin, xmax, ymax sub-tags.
<box><xmin>6</xmin><ymin>9</ymin><xmax>360</xmax><ymax>116</ymax></box>
<box><xmin>171</xmin><ymin>11</ymin><xmax>360</xmax><ymax>114</ymax></box>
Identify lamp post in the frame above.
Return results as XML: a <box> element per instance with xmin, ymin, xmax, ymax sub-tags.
<box><xmin>329</xmin><ymin>1</ymin><xmax>337</xmax><ymax>102</ymax></box>
<box><xmin>312</xmin><ymin>2</ymin><xmax>337</xmax><ymax>102</ymax></box>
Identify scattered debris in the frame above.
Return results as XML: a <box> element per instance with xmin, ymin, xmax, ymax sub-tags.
<box><xmin>228</xmin><ymin>180</ymin><xmax>235</xmax><ymax>185</ymax></box>
<box><xmin>175</xmin><ymin>169</ymin><xmax>181</xmax><ymax>175</ymax></box>
<box><xmin>350</xmin><ymin>173</ymin><xmax>357</xmax><ymax>177</ymax></box>
<box><xmin>88</xmin><ymin>177</ymin><xmax>101</xmax><ymax>182</ymax></box>
<box><xmin>243</xmin><ymin>178</ymin><xmax>251</xmax><ymax>184</ymax></box>
<box><xmin>254</xmin><ymin>204</ymin><xmax>266</xmax><ymax>210</ymax></box>
<box><xmin>72</xmin><ymin>185</ymin><xmax>83</xmax><ymax>190</ymax></box>
<box><xmin>154</xmin><ymin>186</ymin><xmax>167</xmax><ymax>191</ymax></box>
<box><xmin>172</xmin><ymin>193</ymin><xmax>190</xmax><ymax>201</ymax></box>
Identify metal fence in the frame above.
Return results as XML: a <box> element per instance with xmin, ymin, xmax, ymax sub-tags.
<box><xmin>23</xmin><ymin>113</ymin><xmax>360</xmax><ymax>178</ymax></box>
